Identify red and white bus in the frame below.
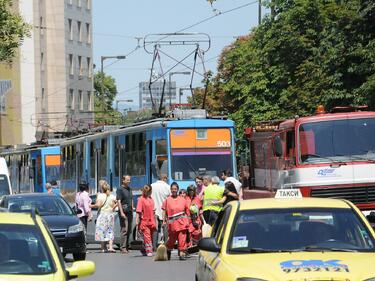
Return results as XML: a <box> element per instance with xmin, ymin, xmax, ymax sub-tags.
<box><xmin>244</xmin><ymin>106</ymin><xmax>375</xmax><ymax>212</ymax></box>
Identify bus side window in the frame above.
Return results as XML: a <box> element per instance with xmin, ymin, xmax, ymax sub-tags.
<box><xmin>286</xmin><ymin>130</ymin><xmax>295</xmax><ymax>165</ymax></box>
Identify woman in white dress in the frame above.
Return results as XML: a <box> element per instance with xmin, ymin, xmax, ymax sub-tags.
<box><xmin>92</xmin><ymin>180</ymin><xmax>117</xmax><ymax>252</ymax></box>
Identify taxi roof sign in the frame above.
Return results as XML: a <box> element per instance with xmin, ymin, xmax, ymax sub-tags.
<box><xmin>275</xmin><ymin>189</ymin><xmax>302</xmax><ymax>199</ymax></box>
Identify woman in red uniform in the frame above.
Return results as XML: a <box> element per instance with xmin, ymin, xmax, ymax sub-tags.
<box><xmin>136</xmin><ymin>184</ymin><xmax>156</xmax><ymax>257</ymax></box>
<box><xmin>162</xmin><ymin>182</ymin><xmax>190</xmax><ymax>260</ymax></box>
<box><xmin>186</xmin><ymin>185</ymin><xmax>202</xmax><ymax>247</ymax></box>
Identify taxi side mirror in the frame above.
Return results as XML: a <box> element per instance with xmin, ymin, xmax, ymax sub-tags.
<box><xmin>66</xmin><ymin>261</ymin><xmax>95</xmax><ymax>280</ymax></box>
<box><xmin>198</xmin><ymin>237</ymin><xmax>221</xmax><ymax>253</ymax></box>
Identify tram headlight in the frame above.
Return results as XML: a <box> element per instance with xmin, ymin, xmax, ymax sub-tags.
<box><xmin>68</xmin><ymin>221</ymin><xmax>85</xmax><ymax>233</ymax></box>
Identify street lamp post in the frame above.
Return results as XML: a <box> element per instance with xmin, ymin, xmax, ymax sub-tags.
<box><xmin>168</xmin><ymin>72</ymin><xmax>191</xmax><ymax>108</ymax></box>
<box><xmin>100</xmin><ymin>55</ymin><xmax>126</xmax><ymax>111</ymax></box>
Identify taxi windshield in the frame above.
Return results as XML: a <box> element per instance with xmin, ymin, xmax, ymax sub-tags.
<box><xmin>229</xmin><ymin>208</ymin><xmax>375</xmax><ymax>253</ymax></box>
<box><xmin>0</xmin><ymin>224</ymin><xmax>55</xmax><ymax>275</ymax></box>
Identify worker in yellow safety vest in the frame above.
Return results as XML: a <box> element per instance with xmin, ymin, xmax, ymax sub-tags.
<box><xmin>202</xmin><ymin>176</ymin><xmax>224</xmax><ymax>226</ymax></box>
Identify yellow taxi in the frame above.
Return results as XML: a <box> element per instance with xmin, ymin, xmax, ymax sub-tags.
<box><xmin>0</xmin><ymin>211</ymin><xmax>95</xmax><ymax>281</ymax></box>
<box><xmin>196</xmin><ymin>189</ymin><xmax>375</xmax><ymax>281</ymax></box>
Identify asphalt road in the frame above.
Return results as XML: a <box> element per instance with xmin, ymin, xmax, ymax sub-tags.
<box><xmin>77</xmin><ymin>245</ymin><xmax>197</xmax><ymax>281</ymax></box>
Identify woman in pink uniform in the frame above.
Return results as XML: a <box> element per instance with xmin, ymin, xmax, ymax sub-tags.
<box><xmin>136</xmin><ymin>184</ymin><xmax>156</xmax><ymax>257</ymax></box>
<box><xmin>186</xmin><ymin>185</ymin><xmax>202</xmax><ymax>246</ymax></box>
<box><xmin>162</xmin><ymin>182</ymin><xmax>190</xmax><ymax>260</ymax></box>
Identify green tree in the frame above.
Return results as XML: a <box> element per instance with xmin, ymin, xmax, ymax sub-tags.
<box><xmin>0</xmin><ymin>0</ymin><xmax>30</xmax><ymax>62</ymax></box>
<box><xmin>93</xmin><ymin>72</ymin><xmax>124</xmax><ymax>125</ymax></box>
<box><xmin>200</xmin><ymin>0</ymin><xmax>375</xmax><ymax>137</ymax></box>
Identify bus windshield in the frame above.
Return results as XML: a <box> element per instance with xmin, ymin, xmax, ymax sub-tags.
<box><xmin>170</xmin><ymin>128</ymin><xmax>233</xmax><ymax>180</ymax></box>
<box><xmin>298</xmin><ymin>118</ymin><xmax>375</xmax><ymax>164</ymax></box>
<box><xmin>0</xmin><ymin>175</ymin><xmax>10</xmax><ymax>196</ymax></box>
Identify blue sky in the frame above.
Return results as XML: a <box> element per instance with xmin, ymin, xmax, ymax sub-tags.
<box><xmin>93</xmin><ymin>0</ymin><xmax>262</xmax><ymax>109</ymax></box>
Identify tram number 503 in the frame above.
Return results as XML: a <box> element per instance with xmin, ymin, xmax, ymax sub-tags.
<box><xmin>217</xmin><ymin>140</ymin><xmax>231</xmax><ymax>147</ymax></box>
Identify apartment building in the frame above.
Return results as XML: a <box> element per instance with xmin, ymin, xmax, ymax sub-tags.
<box><xmin>139</xmin><ymin>81</ymin><xmax>177</xmax><ymax>110</ymax></box>
<box><xmin>0</xmin><ymin>0</ymin><xmax>94</xmax><ymax>145</ymax></box>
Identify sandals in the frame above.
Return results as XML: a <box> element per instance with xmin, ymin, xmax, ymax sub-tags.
<box><xmin>108</xmin><ymin>249</ymin><xmax>116</xmax><ymax>253</ymax></box>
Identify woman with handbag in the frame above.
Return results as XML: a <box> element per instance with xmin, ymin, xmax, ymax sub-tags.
<box><xmin>136</xmin><ymin>184</ymin><xmax>156</xmax><ymax>257</ymax></box>
<box><xmin>92</xmin><ymin>180</ymin><xmax>117</xmax><ymax>253</ymax></box>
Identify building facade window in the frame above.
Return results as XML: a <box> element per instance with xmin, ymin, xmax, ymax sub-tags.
<box><xmin>40</xmin><ymin>52</ymin><xmax>44</xmax><ymax>71</ymax></box>
<box><xmin>87</xmin><ymin>91</ymin><xmax>92</xmax><ymax>110</ymax></box>
<box><xmin>77</xmin><ymin>21</ymin><xmax>82</xmax><ymax>42</ymax></box>
<box><xmin>86</xmin><ymin>23</ymin><xmax>91</xmax><ymax>44</ymax></box>
<box><xmin>78</xmin><ymin>56</ymin><xmax>83</xmax><ymax>76</ymax></box>
<box><xmin>86</xmin><ymin>57</ymin><xmax>91</xmax><ymax>77</ymax></box>
<box><xmin>40</xmin><ymin>16</ymin><xmax>44</xmax><ymax>36</ymax></box>
<box><xmin>67</xmin><ymin>0</ymin><xmax>73</xmax><ymax>6</ymax></box>
<box><xmin>77</xmin><ymin>0</ymin><xmax>81</xmax><ymax>8</ymax></box>
<box><xmin>69</xmin><ymin>89</ymin><xmax>74</xmax><ymax>110</ymax></box>
<box><xmin>69</xmin><ymin>54</ymin><xmax>74</xmax><ymax>75</ymax></box>
<box><xmin>41</xmin><ymin>88</ymin><xmax>45</xmax><ymax>112</ymax></box>
<box><xmin>86</xmin><ymin>0</ymin><xmax>91</xmax><ymax>9</ymax></box>
<box><xmin>79</xmin><ymin>90</ymin><xmax>83</xmax><ymax>110</ymax></box>
<box><xmin>68</xmin><ymin>19</ymin><xmax>73</xmax><ymax>40</ymax></box>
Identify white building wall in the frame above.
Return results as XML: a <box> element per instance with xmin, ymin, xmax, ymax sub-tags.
<box><xmin>139</xmin><ymin>81</ymin><xmax>177</xmax><ymax>109</ymax></box>
<box><xmin>18</xmin><ymin>0</ymin><xmax>37</xmax><ymax>144</ymax></box>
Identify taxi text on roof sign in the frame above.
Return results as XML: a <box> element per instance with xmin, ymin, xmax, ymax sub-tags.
<box><xmin>275</xmin><ymin>189</ymin><xmax>302</xmax><ymax>199</ymax></box>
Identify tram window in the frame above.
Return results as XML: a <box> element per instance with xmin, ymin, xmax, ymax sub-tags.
<box><xmin>36</xmin><ymin>156</ymin><xmax>42</xmax><ymax>185</ymax></box>
<box><xmin>156</xmin><ymin>139</ymin><xmax>168</xmax><ymax>174</ymax></box>
<box><xmin>124</xmin><ymin>133</ymin><xmax>146</xmax><ymax>176</ymax></box>
<box><xmin>100</xmin><ymin>139</ymin><xmax>107</xmax><ymax>178</ymax></box>
<box><xmin>90</xmin><ymin>142</ymin><xmax>95</xmax><ymax>178</ymax></box>
<box><xmin>78</xmin><ymin>142</ymin><xmax>84</xmax><ymax>180</ymax></box>
<box><xmin>125</xmin><ymin>135</ymin><xmax>130</xmax><ymax>152</ymax></box>
<box><xmin>114</xmin><ymin>137</ymin><xmax>119</xmax><ymax>177</ymax></box>
<box><xmin>132</xmin><ymin>134</ymin><xmax>136</xmax><ymax>151</ymax></box>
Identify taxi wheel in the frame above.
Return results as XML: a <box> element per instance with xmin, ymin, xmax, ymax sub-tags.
<box><xmin>73</xmin><ymin>252</ymin><xmax>86</xmax><ymax>261</ymax></box>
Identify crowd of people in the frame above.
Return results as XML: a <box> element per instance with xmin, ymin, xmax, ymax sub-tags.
<box><xmin>74</xmin><ymin>170</ymin><xmax>243</xmax><ymax>261</ymax></box>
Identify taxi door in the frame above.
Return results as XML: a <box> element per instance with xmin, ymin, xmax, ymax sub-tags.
<box><xmin>202</xmin><ymin>206</ymin><xmax>232</xmax><ymax>281</ymax></box>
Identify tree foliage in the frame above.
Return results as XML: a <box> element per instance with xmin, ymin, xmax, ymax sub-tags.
<box><xmin>197</xmin><ymin>0</ymin><xmax>375</xmax><ymax>137</ymax></box>
<box><xmin>93</xmin><ymin>72</ymin><xmax>124</xmax><ymax>125</ymax></box>
<box><xmin>0</xmin><ymin>0</ymin><xmax>30</xmax><ymax>62</ymax></box>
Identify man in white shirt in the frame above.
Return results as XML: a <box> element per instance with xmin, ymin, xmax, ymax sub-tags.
<box><xmin>151</xmin><ymin>174</ymin><xmax>170</xmax><ymax>250</ymax></box>
<box><xmin>221</xmin><ymin>170</ymin><xmax>243</xmax><ymax>200</ymax></box>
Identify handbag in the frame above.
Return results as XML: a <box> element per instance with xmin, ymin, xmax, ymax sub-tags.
<box><xmin>95</xmin><ymin>195</ymin><xmax>108</xmax><ymax>224</ymax></box>
<box><xmin>201</xmin><ymin>216</ymin><xmax>212</xmax><ymax>238</ymax></box>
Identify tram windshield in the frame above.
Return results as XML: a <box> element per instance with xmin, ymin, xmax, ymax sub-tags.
<box><xmin>45</xmin><ymin>155</ymin><xmax>60</xmax><ymax>185</ymax></box>
<box><xmin>0</xmin><ymin>175</ymin><xmax>10</xmax><ymax>196</ymax></box>
<box><xmin>170</xmin><ymin>128</ymin><xmax>233</xmax><ymax>180</ymax></box>
<box><xmin>171</xmin><ymin>153</ymin><xmax>233</xmax><ymax>180</ymax></box>
<box><xmin>299</xmin><ymin>118</ymin><xmax>375</xmax><ymax>164</ymax></box>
